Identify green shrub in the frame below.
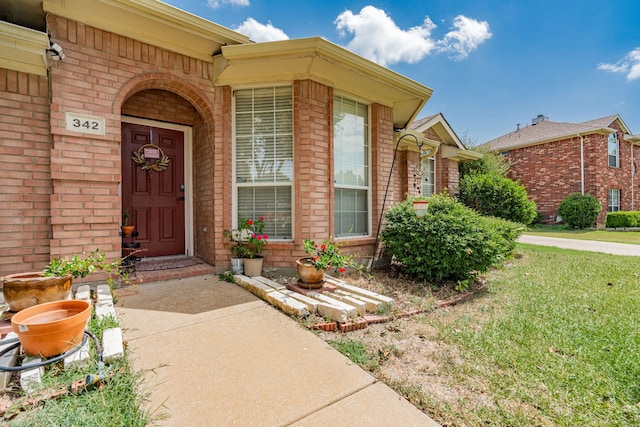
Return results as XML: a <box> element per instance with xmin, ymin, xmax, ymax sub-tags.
<box><xmin>605</xmin><ymin>211</ymin><xmax>640</xmax><ymax>228</ymax></box>
<box><xmin>459</xmin><ymin>147</ymin><xmax>511</xmax><ymax>177</ymax></box>
<box><xmin>380</xmin><ymin>194</ymin><xmax>523</xmax><ymax>284</ymax></box>
<box><xmin>558</xmin><ymin>193</ymin><xmax>602</xmax><ymax>229</ymax></box>
<box><xmin>458</xmin><ymin>172</ymin><xmax>537</xmax><ymax>226</ymax></box>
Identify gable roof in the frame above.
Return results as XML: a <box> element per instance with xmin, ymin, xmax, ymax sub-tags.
<box><xmin>484</xmin><ymin>114</ymin><xmax>627</xmax><ymax>152</ymax></box>
<box><xmin>409</xmin><ymin>113</ymin><xmax>482</xmax><ymax>162</ymax></box>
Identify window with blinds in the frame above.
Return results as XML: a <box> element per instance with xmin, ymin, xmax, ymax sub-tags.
<box><xmin>333</xmin><ymin>96</ymin><xmax>369</xmax><ymax>237</ymax></box>
<box><xmin>608</xmin><ymin>133</ymin><xmax>619</xmax><ymax>168</ymax></box>
<box><xmin>234</xmin><ymin>87</ymin><xmax>293</xmax><ymax>239</ymax></box>
<box><xmin>421</xmin><ymin>157</ymin><xmax>436</xmax><ymax>196</ymax></box>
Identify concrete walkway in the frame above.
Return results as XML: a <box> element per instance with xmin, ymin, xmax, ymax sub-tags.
<box><xmin>518</xmin><ymin>235</ymin><xmax>640</xmax><ymax>256</ymax></box>
<box><xmin>115</xmin><ymin>276</ymin><xmax>439</xmax><ymax>426</ymax></box>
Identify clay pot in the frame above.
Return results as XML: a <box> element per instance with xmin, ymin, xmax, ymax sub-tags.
<box><xmin>296</xmin><ymin>258</ymin><xmax>325</xmax><ymax>288</ymax></box>
<box><xmin>243</xmin><ymin>257</ymin><xmax>263</xmax><ymax>277</ymax></box>
<box><xmin>11</xmin><ymin>299</ymin><xmax>91</xmax><ymax>357</ymax></box>
<box><xmin>1</xmin><ymin>273</ymin><xmax>73</xmax><ymax>312</ymax></box>
<box><xmin>121</xmin><ymin>225</ymin><xmax>135</xmax><ymax>236</ymax></box>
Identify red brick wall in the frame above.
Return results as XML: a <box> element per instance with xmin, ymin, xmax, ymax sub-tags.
<box><xmin>0</xmin><ymin>70</ymin><xmax>52</xmax><ymax>275</ymax></box>
<box><xmin>44</xmin><ymin>14</ymin><xmax>218</xmax><ymax>272</ymax></box>
<box><xmin>505</xmin><ymin>120</ymin><xmax>638</xmax><ymax>226</ymax></box>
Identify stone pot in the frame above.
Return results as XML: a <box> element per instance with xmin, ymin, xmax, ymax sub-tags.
<box><xmin>296</xmin><ymin>258</ymin><xmax>325</xmax><ymax>288</ymax></box>
<box><xmin>11</xmin><ymin>299</ymin><xmax>91</xmax><ymax>357</ymax></box>
<box><xmin>243</xmin><ymin>257</ymin><xmax>263</xmax><ymax>277</ymax></box>
<box><xmin>1</xmin><ymin>273</ymin><xmax>73</xmax><ymax>312</ymax></box>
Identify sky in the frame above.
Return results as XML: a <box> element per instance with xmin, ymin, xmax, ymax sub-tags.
<box><xmin>162</xmin><ymin>0</ymin><xmax>640</xmax><ymax>144</ymax></box>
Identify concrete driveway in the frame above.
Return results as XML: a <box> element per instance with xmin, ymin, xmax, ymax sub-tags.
<box><xmin>518</xmin><ymin>235</ymin><xmax>640</xmax><ymax>256</ymax></box>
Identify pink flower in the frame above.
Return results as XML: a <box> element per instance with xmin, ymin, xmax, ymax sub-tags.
<box><xmin>256</xmin><ymin>235</ymin><xmax>262</xmax><ymax>241</ymax></box>
<box><xmin>313</xmin><ymin>256</ymin><xmax>318</xmax><ymax>262</ymax></box>
<box><xmin>247</xmin><ymin>219</ymin><xmax>253</xmax><ymax>226</ymax></box>
<box><xmin>259</xmin><ymin>216</ymin><xmax>264</xmax><ymax>221</ymax></box>
<box><xmin>321</xmin><ymin>244</ymin><xmax>326</xmax><ymax>251</ymax></box>
<box><xmin>338</xmin><ymin>267</ymin><xmax>346</xmax><ymax>273</ymax></box>
<box><xmin>263</xmin><ymin>234</ymin><xmax>268</xmax><ymax>239</ymax></box>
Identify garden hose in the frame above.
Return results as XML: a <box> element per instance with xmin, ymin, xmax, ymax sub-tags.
<box><xmin>0</xmin><ymin>330</ymin><xmax>101</xmax><ymax>372</ymax></box>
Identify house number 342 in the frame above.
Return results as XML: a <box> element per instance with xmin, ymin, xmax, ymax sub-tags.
<box><xmin>65</xmin><ymin>112</ymin><xmax>106</xmax><ymax>136</ymax></box>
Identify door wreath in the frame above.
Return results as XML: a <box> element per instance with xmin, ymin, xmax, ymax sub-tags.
<box><xmin>131</xmin><ymin>144</ymin><xmax>170</xmax><ymax>174</ymax></box>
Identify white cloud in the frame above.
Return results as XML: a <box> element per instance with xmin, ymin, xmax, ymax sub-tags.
<box><xmin>437</xmin><ymin>15</ymin><xmax>492</xmax><ymax>60</ymax></box>
<box><xmin>207</xmin><ymin>0</ymin><xmax>249</xmax><ymax>9</ymax></box>
<box><xmin>335</xmin><ymin>6</ymin><xmax>437</xmax><ymax>67</ymax></box>
<box><xmin>598</xmin><ymin>48</ymin><xmax>640</xmax><ymax>81</ymax></box>
<box><xmin>233</xmin><ymin>18</ymin><xmax>289</xmax><ymax>42</ymax></box>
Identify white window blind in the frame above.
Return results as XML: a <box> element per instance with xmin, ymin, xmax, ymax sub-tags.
<box><xmin>333</xmin><ymin>96</ymin><xmax>369</xmax><ymax>237</ymax></box>
<box><xmin>235</xmin><ymin>87</ymin><xmax>293</xmax><ymax>239</ymax></box>
<box><xmin>421</xmin><ymin>157</ymin><xmax>436</xmax><ymax>196</ymax></box>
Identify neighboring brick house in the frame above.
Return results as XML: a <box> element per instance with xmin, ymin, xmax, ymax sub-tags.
<box><xmin>484</xmin><ymin>114</ymin><xmax>640</xmax><ymax>226</ymax></box>
<box><xmin>0</xmin><ymin>0</ymin><xmax>478</xmax><ymax>277</ymax></box>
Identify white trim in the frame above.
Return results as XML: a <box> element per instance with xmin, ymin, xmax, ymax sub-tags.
<box><xmin>231</xmin><ymin>87</ymin><xmax>295</xmax><ymax>241</ymax></box>
<box><xmin>121</xmin><ymin>116</ymin><xmax>194</xmax><ymax>256</ymax></box>
<box><xmin>333</xmin><ymin>94</ymin><xmax>372</xmax><ymax>239</ymax></box>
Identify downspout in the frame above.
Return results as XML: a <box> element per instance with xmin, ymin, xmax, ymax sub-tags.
<box><xmin>579</xmin><ymin>134</ymin><xmax>585</xmax><ymax>195</ymax></box>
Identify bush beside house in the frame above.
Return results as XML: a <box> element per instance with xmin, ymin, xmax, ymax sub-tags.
<box><xmin>558</xmin><ymin>193</ymin><xmax>602</xmax><ymax>229</ymax></box>
<box><xmin>380</xmin><ymin>195</ymin><xmax>523</xmax><ymax>286</ymax></box>
<box><xmin>605</xmin><ymin>211</ymin><xmax>640</xmax><ymax>228</ymax></box>
<box><xmin>458</xmin><ymin>173</ymin><xmax>537</xmax><ymax>226</ymax></box>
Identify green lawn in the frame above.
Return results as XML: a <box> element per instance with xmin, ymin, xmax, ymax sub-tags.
<box><xmin>426</xmin><ymin>244</ymin><xmax>640</xmax><ymax>426</ymax></box>
<box><xmin>524</xmin><ymin>226</ymin><xmax>640</xmax><ymax>245</ymax></box>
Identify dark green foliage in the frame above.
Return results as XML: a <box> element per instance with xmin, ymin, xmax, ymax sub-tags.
<box><xmin>380</xmin><ymin>195</ymin><xmax>523</xmax><ymax>283</ymax></box>
<box><xmin>558</xmin><ymin>193</ymin><xmax>602</xmax><ymax>229</ymax></box>
<box><xmin>458</xmin><ymin>173</ymin><xmax>537</xmax><ymax>225</ymax></box>
<box><xmin>605</xmin><ymin>211</ymin><xmax>640</xmax><ymax>228</ymax></box>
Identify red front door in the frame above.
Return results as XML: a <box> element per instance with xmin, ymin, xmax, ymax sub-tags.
<box><xmin>122</xmin><ymin>122</ymin><xmax>185</xmax><ymax>257</ymax></box>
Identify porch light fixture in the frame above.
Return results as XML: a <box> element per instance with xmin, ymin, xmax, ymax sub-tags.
<box><xmin>47</xmin><ymin>41</ymin><xmax>65</xmax><ymax>61</ymax></box>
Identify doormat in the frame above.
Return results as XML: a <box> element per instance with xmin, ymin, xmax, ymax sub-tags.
<box><xmin>136</xmin><ymin>257</ymin><xmax>203</xmax><ymax>271</ymax></box>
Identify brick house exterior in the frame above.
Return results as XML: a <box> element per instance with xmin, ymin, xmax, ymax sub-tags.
<box><xmin>485</xmin><ymin>114</ymin><xmax>640</xmax><ymax>226</ymax></box>
<box><xmin>0</xmin><ymin>0</ymin><xmax>477</xmax><ymax>277</ymax></box>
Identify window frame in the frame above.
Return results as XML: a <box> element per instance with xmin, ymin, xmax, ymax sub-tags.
<box><xmin>421</xmin><ymin>156</ymin><xmax>436</xmax><ymax>197</ymax></box>
<box><xmin>332</xmin><ymin>93</ymin><xmax>372</xmax><ymax>239</ymax></box>
<box><xmin>608</xmin><ymin>188</ymin><xmax>621</xmax><ymax>212</ymax></box>
<box><xmin>232</xmin><ymin>85</ymin><xmax>294</xmax><ymax>240</ymax></box>
<box><xmin>608</xmin><ymin>132</ymin><xmax>620</xmax><ymax>168</ymax></box>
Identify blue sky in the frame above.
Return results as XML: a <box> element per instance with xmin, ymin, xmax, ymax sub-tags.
<box><xmin>163</xmin><ymin>0</ymin><xmax>639</xmax><ymax>144</ymax></box>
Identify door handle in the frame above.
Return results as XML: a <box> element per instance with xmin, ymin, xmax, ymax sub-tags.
<box><xmin>177</xmin><ymin>196</ymin><xmax>185</xmax><ymax>201</ymax></box>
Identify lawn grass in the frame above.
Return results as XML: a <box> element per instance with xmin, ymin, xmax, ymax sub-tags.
<box><xmin>525</xmin><ymin>225</ymin><xmax>640</xmax><ymax>245</ymax></box>
<box><xmin>4</xmin><ymin>315</ymin><xmax>158</xmax><ymax>426</ymax></box>
<box><xmin>426</xmin><ymin>245</ymin><xmax>640</xmax><ymax>426</ymax></box>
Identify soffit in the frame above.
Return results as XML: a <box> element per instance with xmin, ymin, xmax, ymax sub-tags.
<box><xmin>43</xmin><ymin>0</ymin><xmax>250</xmax><ymax>62</ymax></box>
<box><xmin>0</xmin><ymin>21</ymin><xmax>49</xmax><ymax>76</ymax></box>
<box><xmin>215</xmin><ymin>38</ymin><xmax>433</xmax><ymax>129</ymax></box>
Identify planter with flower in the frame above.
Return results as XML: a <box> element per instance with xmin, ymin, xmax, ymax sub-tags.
<box><xmin>223</xmin><ymin>217</ymin><xmax>269</xmax><ymax>276</ymax></box>
<box><xmin>1</xmin><ymin>249</ymin><xmax>124</xmax><ymax>312</ymax></box>
<box><xmin>297</xmin><ymin>238</ymin><xmax>352</xmax><ymax>288</ymax></box>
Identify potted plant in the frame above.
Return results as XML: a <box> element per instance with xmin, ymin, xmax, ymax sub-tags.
<box><xmin>297</xmin><ymin>238</ymin><xmax>353</xmax><ymax>288</ymax></box>
<box><xmin>223</xmin><ymin>227</ymin><xmax>248</xmax><ymax>274</ymax></box>
<box><xmin>223</xmin><ymin>217</ymin><xmax>269</xmax><ymax>276</ymax></box>
<box><xmin>1</xmin><ymin>249</ymin><xmax>123</xmax><ymax>312</ymax></box>
<box><xmin>121</xmin><ymin>208</ymin><xmax>134</xmax><ymax>236</ymax></box>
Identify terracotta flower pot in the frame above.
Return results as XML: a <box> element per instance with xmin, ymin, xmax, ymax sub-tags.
<box><xmin>121</xmin><ymin>225</ymin><xmax>135</xmax><ymax>236</ymax></box>
<box><xmin>1</xmin><ymin>273</ymin><xmax>73</xmax><ymax>312</ymax></box>
<box><xmin>296</xmin><ymin>258</ymin><xmax>325</xmax><ymax>288</ymax></box>
<box><xmin>11</xmin><ymin>299</ymin><xmax>91</xmax><ymax>357</ymax></box>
